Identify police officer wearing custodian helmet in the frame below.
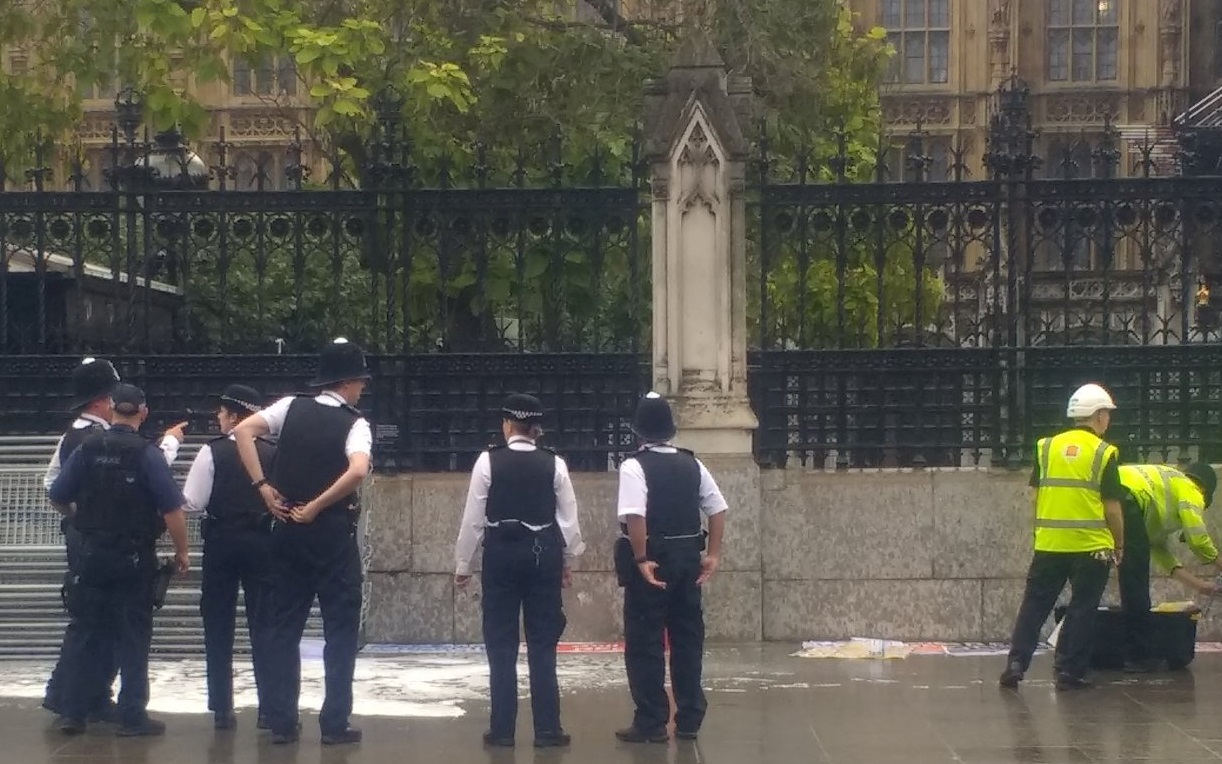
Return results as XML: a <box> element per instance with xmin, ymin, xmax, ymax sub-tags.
<box><xmin>43</xmin><ymin>359</ymin><xmax>185</xmax><ymax>723</ymax></box>
<box><xmin>232</xmin><ymin>338</ymin><xmax>372</xmax><ymax>746</ymax></box>
<box><xmin>48</xmin><ymin>383</ymin><xmax>191</xmax><ymax>736</ymax></box>
<box><xmin>182</xmin><ymin>384</ymin><xmax>277</xmax><ymax>729</ymax></box>
<box><xmin>615</xmin><ymin>392</ymin><xmax>728</xmax><ymax>743</ymax></box>
<box><xmin>453</xmin><ymin>394</ymin><xmax>585</xmax><ymax>748</ymax></box>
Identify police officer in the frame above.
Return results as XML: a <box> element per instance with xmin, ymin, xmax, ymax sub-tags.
<box><xmin>232</xmin><ymin>338</ymin><xmax>371</xmax><ymax>746</ymax></box>
<box><xmin>614</xmin><ymin>392</ymin><xmax>728</xmax><ymax>743</ymax></box>
<box><xmin>43</xmin><ymin>358</ymin><xmax>185</xmax><ymax>720</ymax></box>
<box><xmin>1000</xmin><ymin>383</ymin><xmax>1125</xmax><ymax>691</ymax></box>
<box><xmin>182</xmin><ymin>384</ymin><xmax>277</xmax><ymax>729</ymax></box>
<box><xmin>453</xmin><ymin>393</ymin><xmax>585</xmax><ymax>749</ymax></box>
<box><xmin>1117</xmin><ymin>462</ymin><xmax>1222</xmax><ymax>671</ymax></box>
<box><xmin>47</xmin><ymin>383</ymin><xmax>191</xmax><ymax>736</ymax></box>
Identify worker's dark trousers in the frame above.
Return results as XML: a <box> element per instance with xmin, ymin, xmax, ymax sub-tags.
<box><xmin>1005</xmin><ymin>550</ymin><xmax>1110</xmax><ymax>680</ymax></box>
<box><xmin>44</xmin><ymin>520</ymin><xmax>118</xmax><ymax>715</ymax></box>
<box><xmin>59</xmin><ymin>540</ymin><xmax>157</xmax><ymax>727</ymax></box>
<box><xmin>262</xmin><ymin>511</ymin><xmax>362</xmax><ymax>737</ymax></box>
<box><xmin>1119</xmin><ymin>498</ymin><xmax>1155</xmax><ymax>664</ymax></box>
<box><xmin>200</xmin><ymin>523</ymin><xmax>274</xmax><ymax>716</ymax></box>
<box><xmin>620</xmin><ymin>539</ymin><xmax>706</xmax><ymax>734</ymax></box>
<box><xmin>481</xmin><ymin>527</ymin><xmax>567</xmax><ymax>739</ymax></box>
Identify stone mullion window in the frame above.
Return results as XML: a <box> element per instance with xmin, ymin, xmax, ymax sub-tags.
<box><xmin>881</xmin><ymin>0</ymin><xmax>951</xmax><ymax>85</ymax></box>
<box><xmin>1048</xmin><ymin>0</ymin><xmax>1119</xmax><ymax>82</ymax></box>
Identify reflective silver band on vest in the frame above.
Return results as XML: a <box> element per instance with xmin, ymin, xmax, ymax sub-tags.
<box><xmin>487</xmin><ymin>519</ymin><xmax>553</xmax><ymax>531</ymax></box>
<box><xmin>1034</xmin><ymin>518</ymin><xmax>1108</xmax><ymax>529</ymax></box>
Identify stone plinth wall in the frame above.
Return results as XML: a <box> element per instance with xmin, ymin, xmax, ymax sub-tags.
<box><xmin>360</xmin><ymin>466</ymin><xmax>1222</xmax><ymax>644</ymax></box>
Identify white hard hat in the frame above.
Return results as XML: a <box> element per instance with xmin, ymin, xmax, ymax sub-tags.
<box><xmin>1066</xmin><ymin>383</ymin><xmax>1116</xmax><ymax>418</ymax></box>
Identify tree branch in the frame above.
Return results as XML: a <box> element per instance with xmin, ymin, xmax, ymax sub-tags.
<box><xmin>580</xmin><ymin>0</ymin><xmax>647</xmax><ymax>46</ymax></box>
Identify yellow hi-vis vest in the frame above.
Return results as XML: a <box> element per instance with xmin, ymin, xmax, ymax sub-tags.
<box><xmin>1118</xmin><ymin>464</ymin><xmax>1220</xmax><ymax>572</ymax></box>
<box><xmin>1034</xmin><ymin>429</ymin><xmax>1118</xmax><ymax>552</ymax></box>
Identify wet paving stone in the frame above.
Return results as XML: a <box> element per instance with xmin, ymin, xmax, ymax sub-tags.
<box><xmin>2</xmin><ymin>644</ymin><xmax>1222</xmax><ymax>762</ymax></box>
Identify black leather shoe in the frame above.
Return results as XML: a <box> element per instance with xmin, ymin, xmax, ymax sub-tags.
<box><xmin>998</xmin><ymin>661</ymin><xmax>1024</xmax><ymax>689</ymax></box>
<box><xmin>615</xmin><ymin>726</ymin><xmax>668</xmax><ymax>743</ymax></box>
<box><xmin>256</xmin><ymin>713</ymin><xmax>271</xmax><ymax>730</ymax></box>
<box><xmin>214</xmin><ymin>712</ymin><xmax>237</xmax><ymax>730</ymax></box>
<box><xmin>271</xmin><ymin>728</ymin><xmax>300</xmax><ymax>745</ymax></box>
<box><xmin>1054</xmin><ymin>674</ymin><xmax>1094</xmax><ymax>691</ymax></box>
<box><xmin>534</xmin><ymin>732</ymin><xmax>571</xmax><ymax>747</ymax></box>
<box><xmin>42</xmin><ymin>699</ymin><xmax>62</xmax><ymax>716</ymax></box>
<box><xmin>116</xmin><ymin>717</ymin><xmax>167</xmax><ymax>737</ymax></box>
<box><xmin>321</xmin><ymin>727</ymin><xmax>363</xmax><ymax>746</ymax></box>
<box><xmin>483</xmin><ymin>731</ymin><xmax>515</xmax><ymax>747</ymax></box>
<box><xmin>57</xmin><ymin>716</ymin><xmax>86</xmax><ymax>735</ymax></box>
<box><xmin>675</xmin><ymin>729</ymin><xmax>699</xmax><ymax>740</ymax></box>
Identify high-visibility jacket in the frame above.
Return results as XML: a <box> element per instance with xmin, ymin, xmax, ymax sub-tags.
<box><xmin>1118</xmin><ymin>464</ymin><xmax>1219</xmax><ymax>573</ymax></box>
<box><xmin>1033</xmin><ymin>429</ymin><xmax>1118</xmax><ymax>553</ymax></box>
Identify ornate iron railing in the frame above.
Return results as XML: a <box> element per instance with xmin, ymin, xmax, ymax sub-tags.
<box><xmin>0</xmin><ymin>129</ymin><xmax>649</xmax><ymax>356</ymax></box>
<box><xmin>0</xmin><ymin>354</ymin><xmax>650</xmax><ymax>472</ymax></box>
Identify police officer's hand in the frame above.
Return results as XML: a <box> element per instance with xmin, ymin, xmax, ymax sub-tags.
<box><xmin>289</xmin><ymin>501</ymin><xmax>322</xmax><ymax>525</ymax></box>
<box><xmin>454</xmin><ymin>574</ymin><xmax>472</xmax><ymax>590</ymax></box>
<box><xmin>637</xmin><ymin>561</ymin><xmax>666</xmax><ymax>589</ymax></box>
<box><xmin>1112</xmin><ymin>547</ymin><xmax>1124</xmax><ymax>568</ymax></box>
<box><xmin>562</xmin><ymin>566</ymin><xmax>572</xmax><ymax>588</ymax></box>
<box><xmin>164</xmin><ymin>421</ymin><xmax>188</xmax><ymax>442</ymax></box>
<box><xmin>696</xmin><ymin>554</ymin><xmax>720</xmax><ymax>586</ymax></box>
<box><xmin>259</xmin><ymin>484</ymin><xmax>290</xmax><ymax>519</ymax></box>
<box><xmin>175</xmin><ymin>551</ymin><xmax>190</xmax><ymax>575</ymax></box>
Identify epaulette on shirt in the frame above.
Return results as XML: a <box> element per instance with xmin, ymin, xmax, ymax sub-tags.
<box><xmin>294</xmin><ymin>392</ymin><xmax>362</xmax><ymax>418</ymax></box>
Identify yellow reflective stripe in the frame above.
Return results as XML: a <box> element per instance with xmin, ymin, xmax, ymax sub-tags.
<box><xmin>1179</xmin><ymin>501</ymin><xmax>1199</xmax><ymax>510</ymax></box>
<box><xmin>1182</xmin><ymin>525</ymin><xmax>1209</xmax><ymax>539</ymax></box>
<box><xmin>1088</xmin><ymin>441</ymin><xmax>1109</xmax><ymax>484</ymax></box>
<box><xmin>1039</xmin><ymin>478</ymin><xmax>1097</xmax><ymax>489</ymax></box>
<box><xmin>1035</xmin><ymin>518</ymin><xmax>1108</xmax><ymax>529</ymax></box>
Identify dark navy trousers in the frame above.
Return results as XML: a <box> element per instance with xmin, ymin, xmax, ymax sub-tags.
<box><xmin>480</xmin><ymin>527</ymin><xmax>567</xmax><ymax>738</ymax></box>
<box><xmin>58</xmin><ymin>540</ymin><xmax>157</xmax><ymax>727</ymax></box>
<box><xmin>200</xmin><ymin>523</ymin><xmax>274</xmax><ymax>715</ymax></box>
<box><xmin>620</xmin><ymin>539</ymin><xmax>707</xmax><ymax>735</ymax></box>
<box><xmin>262</xmin><ymin>512</ymin><xmax>362</xmax><ymax>736</ymax></box>
<box><xmin>45</xmin><ymin>521</ymin><xmax>118</xmax><ymax>715</ymax></box>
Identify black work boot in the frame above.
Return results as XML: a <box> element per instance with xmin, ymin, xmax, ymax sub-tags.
<box><xmin>116</xmin><ymin>717</ymin><xmax>167</xmax><ymax>737</ymax></box>
<box><xmin>998</xmin><ymin>661</ymin><xmax>1024</xmax><ymax>689</ymax></box>
<box><xmin>615</xmin><ymin>726</ymin><xmax>668</xmax><ymax>743</ymax></box>
<box><xmin>1054</xmin><ymin>674</ymin><xmax>1093</xmax><ymax>691</ymax></box>
<box><xmin>321</xmin><ymin>726</ymin><xmax>363</xmax><ymax>746</ymax></box>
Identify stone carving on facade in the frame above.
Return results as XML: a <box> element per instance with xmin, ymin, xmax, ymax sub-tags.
<box><xmin>1043</xmin><ymin>93</ymin><xmax>1123</xmax><ymax>124</ymax></box>
<box><xmin>960</xmin><ymin>97</ymin><xmax>978</xmax><ymax>126</ymax></box>
<box><xmin>227</xmin><ymin>113</ymin><xmax>295</xmax><ymax>140</ymax></box>
<box><xmin>882</xmin><ymin>97</ymin><xmax>953</xmax><ymax>126</ymax></box>
<box><xmin>988</xmin><ymin>1</ymin><xmax>1012</xmax><ymax>87</ymax></box>
<box><xmin>76</xmin><ymin>117</ymin><xmax>116</xmax><ymax>144</ymax></box>
<box><xmin>677</xmin><ymin>121</ymin><xmax>720</xmax><ymax>213</ymax></box>
<box><xmin>1159</xmin><ymin>0</ymin><xmax>1183</xmax><ymax>87</ymax></box>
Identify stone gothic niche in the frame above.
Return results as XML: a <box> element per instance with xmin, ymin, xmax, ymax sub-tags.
<box><xmin>1159</xmin><ymin>0</ymin><xmax>1183</xmax><ymax>87</ymax></box>
<box><xmin>988</xmin><ymin>0</ymin><xmax>1012</xmax><ymax>86</ymax></box>
<box><xmin>677</xmin><ymin>121</ymin><xmax>720</xmax><ymax>214</ymax></box>
<box><xmin>670</xmin><ymin>106</ymin><xmax>728</xmax><ymax>383</ymax></box>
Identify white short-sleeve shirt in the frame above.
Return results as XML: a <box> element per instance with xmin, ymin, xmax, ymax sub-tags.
<box><xmin>615</xmin><ymin>445</ymin><xmax>729</xmax><ymax>520</ymax></box>
<box><xmin>256</xmin><ymin>391</ymin><xmax>373</xmax><ymax>458</ymax></box>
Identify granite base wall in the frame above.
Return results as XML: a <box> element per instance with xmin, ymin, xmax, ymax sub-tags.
<box><xmin>360</xmin><ymin>466</ymin><xmax>1222</xmax><ymax>644</ymax></box>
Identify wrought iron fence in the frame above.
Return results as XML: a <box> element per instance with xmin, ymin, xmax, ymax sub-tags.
<box><xmin>0</xmin><ymin>125</ymin><xmax>649</xmax><ymax>355</ymax></box>
<box><xmin>0</xmin><ymin>353</ymin><xmax>650</xmax><ymax>473</ymax></box>
<box><xmin>747</xmin><ymin>75</ymin><xmax>1222</xmax><ymax>469</ymax></box>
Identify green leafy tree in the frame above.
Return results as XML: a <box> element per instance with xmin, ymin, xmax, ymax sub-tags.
<box><xmin>1</xmin><ymin>0</ymin><xmax>924</xmax><ymax>352</ymax></box>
